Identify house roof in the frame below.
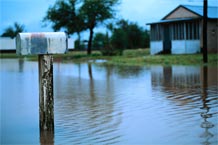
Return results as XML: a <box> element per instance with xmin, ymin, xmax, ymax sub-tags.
<box><xmin>147</xmin><ymin>4</ymin><xmax>218</xmax><ymax>25</ymax></box>
<box><xmin>163</xmin><ymin>5</ymin><xmax>218</xmax><ymax>19</ymax></box>
<box><xmin>147</xmin><ymin>18</ymin><xmax>200</xmax><ymax>25</ymax></box>
<box><xmin>183</xmin><ymin>5</ymin><xmax>218</xmax><ymax>19</ymax></box>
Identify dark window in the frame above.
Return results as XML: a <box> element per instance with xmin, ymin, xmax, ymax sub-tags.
<box><xmin>185</xmin><ymin>21</ymin><xmax>200</xmax><ymax>40</ymax></box>
<box><xmin>151</xmin><ymin>24</ymin><xmax>163</xmax><ymax>41</ymax></box>
<box><xmin>172</xmin><ymin>23</ymin><xmax>184</xmax><ymax>40</ymax></box>
<box><xmin>180</xmin><ymin>23</ymin><xmax>184</xmax><ymax>39</ymax></box>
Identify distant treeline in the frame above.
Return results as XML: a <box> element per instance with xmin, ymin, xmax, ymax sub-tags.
<box><xmin>76</xmin><ymin>19</ymin><xmax>150</xmax><ymax>55</ymax></box>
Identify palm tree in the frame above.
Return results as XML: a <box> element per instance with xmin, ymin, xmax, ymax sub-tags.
<box><xmin>1</xmin><ymin>22</ymin><xmax>25</xmax><ymax>38</ymax></box>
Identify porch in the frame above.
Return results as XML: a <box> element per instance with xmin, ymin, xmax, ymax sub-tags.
<box><xmin>150</xmin><ymin>19</ymin><xmax>201</xmax><ymax>55</ymax></box>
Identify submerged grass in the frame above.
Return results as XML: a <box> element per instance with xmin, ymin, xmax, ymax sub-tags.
<box><xmin>0</xmin><ymin>49</ymin><xmax>217</xmax><ymax>66</ymax></box>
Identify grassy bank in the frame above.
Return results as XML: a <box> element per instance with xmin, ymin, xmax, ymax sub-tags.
<box><xmin>1</xmin><ymin>49</ymin><xmax>217</xmax><ymax>66</ymax></box>
<box><xmin>111</xmin><ymin>49</ymin><xmax>218</xmax><ymax>65</ymax></box>
<box><xmin>0</xmin><ymin>51</ymin><xmax>102</xmax><ymax>60</ymax></box>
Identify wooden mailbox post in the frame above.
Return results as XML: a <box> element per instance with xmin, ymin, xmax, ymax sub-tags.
<box><xmin>16</xmin><ymin>32</ymin><xmax>68</xmax><ymax>131</ymax></box>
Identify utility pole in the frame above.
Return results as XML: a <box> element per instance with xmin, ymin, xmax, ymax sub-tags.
<box><xmin>203</xmin><ymin>0</ymin><xmax>208</xmax><ymax>63</ymax></box>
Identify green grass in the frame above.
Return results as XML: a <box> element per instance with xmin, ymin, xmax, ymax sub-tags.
<box><xmin>0</xmin><ymin>51</ymin><xmax>102</xmax><ymax>62</ymax></box>
<box><xmin>108</xmin><ymin>49</ymin><xmax>218</xmax><ymax>66</ymax></box>
<box><xmin>1</xmin><ymin>49</ymin><xmax>217</xmax><ymax>66</ymax></box>
<box><xmin>109</xmin><ymin>53</ymin><xmax>218</xmax><ymax>66</ymax></box>
<box><xmin>0</xmin><ymin>53</ymin><xmax>21</xmax><ymax>58</ymax></box>
<box><xmin>122</xmin><ymin>48</ymin><xmax>150</xmax><ymax>57</ymax></box>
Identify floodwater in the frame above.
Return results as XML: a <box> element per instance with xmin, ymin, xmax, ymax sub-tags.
<box><xmin>0</xmin><ymin>58</ymin><xmax>217</xmax><ymax>145</ymax></box>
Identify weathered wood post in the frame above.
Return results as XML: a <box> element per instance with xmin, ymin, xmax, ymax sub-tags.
<box><xmin>38</xmin><ymin>54</ymin><xmax>54</xmax><ymax>131</ymax></box>
<box><xmin>16</xmin><ymin>32</ymin><xmax>67</xmax><ymax>132</ymax></box>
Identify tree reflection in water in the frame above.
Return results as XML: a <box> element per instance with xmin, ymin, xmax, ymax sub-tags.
<box><xmin>53</xmin><ymin>62</ymin><xmax>123</xmax><ymax>144</ymax></box>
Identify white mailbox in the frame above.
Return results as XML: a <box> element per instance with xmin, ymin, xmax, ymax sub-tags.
<box><xmin>16</xmin><ymin>32</ymin><xmax>68</xmax><ymax>55</ymax></box>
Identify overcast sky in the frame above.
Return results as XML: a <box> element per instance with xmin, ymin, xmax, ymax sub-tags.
<box><xmin>0</xmin><ymin>0</ymin><xmax>217</xmax><ymax>39</ymax></box>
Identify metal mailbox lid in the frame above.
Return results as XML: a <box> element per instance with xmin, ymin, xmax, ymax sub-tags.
<box><xmin>16</xmin><ymin>32</ymin><xmax>68</xmax><ymax>55</ymax></box>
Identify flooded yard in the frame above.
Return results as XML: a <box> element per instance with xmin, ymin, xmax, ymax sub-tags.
<box><xmin>0</xmin><ymin>58</ymin><xmax>218</xmax><ymax>145</ymax></box>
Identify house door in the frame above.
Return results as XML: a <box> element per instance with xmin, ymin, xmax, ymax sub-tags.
<box><xmin>163</xmin><ymin>25</ymin><xmax>171</xmax><ymax>54</ymax></box>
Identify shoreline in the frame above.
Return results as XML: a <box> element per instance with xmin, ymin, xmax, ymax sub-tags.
<box><xmin>1</xmin><ymin>49</ymin><xmax>217</xmax><ymax>66</ymax></box>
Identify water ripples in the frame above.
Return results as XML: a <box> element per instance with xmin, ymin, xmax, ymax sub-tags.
<box><xmin>1</xmin><ymin>59</ymin><xmax>217</xmax><ymax>145</ymax></box>
<box><xmin>53</xmin><ymin>64</ymin><xmax>218</xmax><ymax>145</ymax></box>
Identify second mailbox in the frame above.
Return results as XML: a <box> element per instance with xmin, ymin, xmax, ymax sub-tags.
<box><xmin>16</xmin><ymin>32</ymin><xmax>68</xmax><ymax>55</ymax></box>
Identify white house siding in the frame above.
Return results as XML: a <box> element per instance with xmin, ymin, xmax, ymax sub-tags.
<box><xmin>185</xmin><ymin>40</ymin><xmax>200</xmax><ymax>53</ymax></box>
<box><xmin>171</xmin><ymin>40</ymin><xmax>200</xmax><ymax>54</ymax></box>
<box><xmin>67</xmin><ymin>38</ymin><xmax>75</xmax><ymax>50</ymax></box>
<box><xmin>0</xmin><ymin>38</ymin><xmax>16</xmax><ymax>50</ymax></box>
<box><xmin>171</xmin><ymin>40</ymin><xmax>186</xmax><ymax>54</ymax></box>
<box><xmin>150</xmin><ymin>41</ymin><xmax>163</xmax><ymax>55</ymax></box>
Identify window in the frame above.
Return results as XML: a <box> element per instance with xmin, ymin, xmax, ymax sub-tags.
<box><xmin>171</xmin><ymin>21</ymin><xmax>200</xmax><ymax>40</ymax></box>
<box><xmin>172</xmin><ymin>23</ymin><xmax>184</xmax><ymax>40</ymax></box>
<box><xmin>151</xmin><ymin>24</ymin><xmax>163</xmax><ymax>41</ymax></box>
<box><xmin>185</xmin><ymin>21</ymin><xmax>200</xmax><ymax>40</ymax></box>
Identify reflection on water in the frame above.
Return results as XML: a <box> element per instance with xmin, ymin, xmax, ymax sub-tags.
<box><xmin>150</xmin><ymin>65</ymin><xmax>217</xmax><ymax>145</ymax></box>
<box><xmin>0</xmin><ymin>59</ymin><xmax>218</xmax><ymax>145</ymax></box>
<box><xmin>54</xmin><ymin>63</ymin><xmax>122</xmax><ymax>144</ymax></box>
<box><xmin>40</xmin><ymin>130</ymin><xmax>54</xmax><ymax>145</ymax></box>
<box><xmin>200</xmin><ymin>66</ymin><xmax>215</xmax><ymax>145</ymax></box>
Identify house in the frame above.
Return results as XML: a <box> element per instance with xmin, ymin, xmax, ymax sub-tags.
<box><xmin>0</xmin><ymin>37</ymin><xmax>16</xmax><ymax>53</ymax></box>
<box><xmin>147</xmin><ymin>5</ymin><xmax>218</xmax><ymax>55</ymax></box>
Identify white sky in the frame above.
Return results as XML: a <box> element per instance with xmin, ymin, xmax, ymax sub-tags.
<box><xmin>0</xmin><ymin>0</ymin><xmax>217</xmax><ymax>39</ymax></box>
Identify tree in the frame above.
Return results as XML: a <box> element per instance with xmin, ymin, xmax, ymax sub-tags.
<box><xmin>111</xmin><ymin>19</ymin><xmax>150</xmax><ymax>50</ymax></box>
<box><xmin>44</xmin><ymin>0</ymin><xmax>119</xmax><ymax>54</ymax></box>
<box><xmin>111</xmin><ymin>28</ymin><xmax>127</xmax><ymax>52</ymax></box>
<box><xmin>79</xmin><ymin>0</ymin><xmax>119</xmax><ymax>55</ymax></box>
<box><xmin>43</xmin><ymin>0</ymin><xmax>85</xmax><ymax>47</ymax></box>
<box><xmin>93</xmin><ymin>32</ymin><xmax>107</xmax><ymax>49</ymax></box>
<box><xmin>1</xmin><ymin>22</ymin><xmax>25</xmax><ymax>38</ymax></box>
<box><xmin>142</xmin><ymin>29</ymin><xmax>150</xmax><ymax>48</ymax></box>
